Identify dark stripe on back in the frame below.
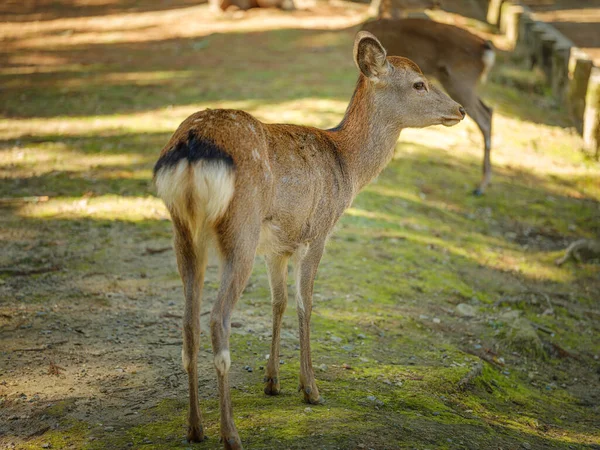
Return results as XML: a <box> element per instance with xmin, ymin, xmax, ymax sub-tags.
<box><xmin>154</xmin><ymin>130</ymin><xmax>234</xmax><ymax>176</ymax></box>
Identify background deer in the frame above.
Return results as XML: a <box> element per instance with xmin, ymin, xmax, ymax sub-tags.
<box><xmin>153</xmin><ymin>31</ymin><xmax>464</xmax><ymax>449</ymax></box>
<box><xmin>362</xmin><ymin>18</ymin><xmax>495</xmax><ymax>194</ymax></box>
<box><xmin>369</xmin><ymin>0</ymin><xmax>440</xmax><ymax>19</ymax></box>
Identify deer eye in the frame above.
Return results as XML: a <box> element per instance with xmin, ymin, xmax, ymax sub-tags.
<box><xmin>413</xmin><ymin>81</ymin><xmax>426</xmax><ymax>91</ymax></box>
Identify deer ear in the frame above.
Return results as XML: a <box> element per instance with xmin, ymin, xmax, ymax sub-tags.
<box><xmin>354</xmin><ymin>31</ymin><xmax>390</xmax><ymax>82</ymax></box>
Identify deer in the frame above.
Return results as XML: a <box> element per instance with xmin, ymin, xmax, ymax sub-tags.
<box><xmin>153</xmin><ymin>30</ymin><xmax>465</xmax><ymax>449</ymax></box>
<box><xmin>362</xmin><ymin>18</ymin><xmax>495</xmax><ymax>195</ymax></box>
<box><xmin>369</xmin><ymin>0</ymin><xmax>441</xmax><ymax>19</ymax></box>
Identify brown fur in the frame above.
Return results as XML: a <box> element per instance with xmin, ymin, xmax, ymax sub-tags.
<box><xmin>153</xmin><ymin>31</ymin><xmax>464</xmax><ymax>449</ymax></box>
<box><xmin>362</xmin><ymin>18</ymin><xmax>495</xmax><ymax>194</ymax></box>
<box><xmin>370</xmin><ymin>0</ymin><xmax>440</xmax><ymax>19</ymax></box>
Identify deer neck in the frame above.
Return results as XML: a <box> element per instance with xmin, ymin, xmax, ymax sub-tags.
<box><xmin>328</xmin><ymin>77</ymin><xmax>403</xmax><ymax>193</ymax></box>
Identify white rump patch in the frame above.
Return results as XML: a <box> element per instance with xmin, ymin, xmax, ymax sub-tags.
<box><xmin>480</xmin><ymin>48</ymin><xmax>495</xmax><ymax>84</ymax></box>
<box><xmin>192</xmin><ymin>161</ymin><xmax>235</xmax><ymax>223</ymax></box>
<box><xmin>214</xmin><ymin>349</ymin><xmax>231</xmax><ymax>375</ymax></box>
<box><xmin>155</xmin><ymin>160</ymin><xmax>235</xmax><ymax>226</ymax></box>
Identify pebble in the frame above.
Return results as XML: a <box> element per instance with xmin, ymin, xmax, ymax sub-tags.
<box><xmin>522</xmin><ymin>443</ymin><xmax>532</xmax><ymax>449</ymax></box>
<box><xmin>366</xmin><ymin>395</ymin><xmax>383</xmax><ymax>406</ymax></box>
<box><xmin>330</xmin><ymin>336</ymin><xmax>342</xmax><ymax>343</ymax></box>
<box><xmin>318</xmin><ymin>364</ymin><xmax>328</xmax><ymax>372</ymax></box>
<box><xmin>342</xmin><ymin>363</ymin><xmax>352</xmax><ymax>370</ymax></box>
<box><xmin>433</xmin><ymin>318</ymin><xmax>441</xmax><ymax>324</ymax></box>
<box><xmin>433</xmin><ymin>412</ymin><xmax>440</xmax><ymax>416</ymax></box>
<box><xmin>304</xmin><ymin>407</ymin><xmax>313</xmax><ymax>413</ymax></box>
<box><xmin>341</xmin><ymin>345</ymin><xmax>354</xmax><ymax>351</ymax></box>
<box><xmin>41</xmin><ymin>444</ymin><xmax>50</xmax><ymax>449</ymax></box>
<box><xmin>456</xmin><ymin>303</ymin><xmax>477</xmax><ymax>318</ymax></box>
<box><xmin>357</xmin><ymin>333</ymin><xmax>366</xmax><ymax>339</ymax></box>
<box><xmin>104</xmin><ymin>426</ymin><xmax>114</xmax><ymax>432</ymax></box>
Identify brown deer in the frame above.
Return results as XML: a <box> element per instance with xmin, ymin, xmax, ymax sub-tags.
<box><xmin>369</xmin><ymin>0</ymin><xmax>441</xmax><ymax>19</ymax></box>
<box><xmin>362</xmin><ymin>18</ymin><xmax>495</xmax><ymax>194</ymax></box>
<box><xmin>153</xmin><ymin>31</ymin><xmax>464</xmax><ymax>449</ymax></box>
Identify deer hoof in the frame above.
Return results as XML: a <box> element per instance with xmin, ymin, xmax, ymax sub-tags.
<box><xmin>222</xmin><ymin>435</ymin><xmax>243</xmax><ymax>450</ymax></box>
<box><xmin>304</xmin><ymin>393</ymin><xmax>324</xmax><ymax>405</ymax></box>
<box><xmin>187</xmin><ymin>424</ymin><xmax>206</xmax><ymax>443</ymax></box>
<box><xmin>299</xmin><ymin>384</ymin><xmax>323</xmax><ymax>404</ymax></box>
<box><xmin>264</xmin><ymin>376</ymin><xmax>281</xmax><ymax>395</ymax></box>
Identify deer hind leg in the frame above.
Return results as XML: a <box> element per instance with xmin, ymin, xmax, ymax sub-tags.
<box><xmin>173</xmin><ymin>217</ymin><xmax>208</xmax><ymax>443</ymax></box>
<box><xmin>264</xmin><ymin>254</ymin><xmax>289</xmax><ymax>395</ymax></box>
<box><xmin>438</xmin><ymin>74</ymin><xmax>493</xmax><ymax>195</ymax></box>
<box><xmin>470</xmin><ymin>98</ymin><xmax>493</xmax><ymax>196</ymax></box>
<box><xmin>210</xmin><ymin>213</ymin><xmax>261</xmax><ymax>450</ymax></box>
<box><xmin>293</xmin><ymin>240</ymin><xmax>325</xmax><ymax>405</ymax></box>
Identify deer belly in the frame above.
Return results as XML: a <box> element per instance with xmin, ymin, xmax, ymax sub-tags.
<box><xmin>257</xmin><ymin>221</ymin><xmax>297</xmax><ymax>256</ymax></box>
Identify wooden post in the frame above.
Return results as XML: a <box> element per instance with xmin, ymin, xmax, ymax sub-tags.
<box><xmin>568</xmin><ymin>50</ymin><xmax>593</xmax><ymax>134</ymax></box>
<box><xmin>583</xmin><ymin>66</ymin><xmax>600</xmax><ymax>159</ymax></box>
<box><xmin>487</xmin><ymin>0</ymin><xmax>504</xmax><ymax>27</ymax></box>
<box><xmin>501</xmin><ymin>3</ymin><xmax>524</xmax><ymax>47</ymax></box>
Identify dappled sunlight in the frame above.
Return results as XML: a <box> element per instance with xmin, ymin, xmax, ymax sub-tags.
<box><xmin>0</xmin><ymin>98</ymin><xmax>349</xmax><ymax>139</ymax></box>
<box><xmin>344</xmin><ymin>206</ymin><xmax>573</xmax><ymax>284</ymax></box>
<box><xmin>17</xmin><ymin>194</ymin><xmax>168</xmax><ymax>222</ymax></box>
<box><xmin>0</xmin><ymin>143</ymin><xmax>146</xmax><ymax>173</ymax></box>
<box><xmin>2</xmin><ymin>69</ymin><xmax>197</xmax><ymax>89</ymax></box>
<box><xmin>1</xmin><ymin>3</ymin><xmax>366</xmax><ymax>50</ymax></box>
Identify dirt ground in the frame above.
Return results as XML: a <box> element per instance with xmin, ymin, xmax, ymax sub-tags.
<box><xmin>1</xmin><ymin>1</ymin><xmax>599</xmax><ymax>449</ymax></box>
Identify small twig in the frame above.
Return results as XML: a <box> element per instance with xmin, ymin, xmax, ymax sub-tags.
<box><xmin>531</xmin><ymin>323</ymin><xmax>555</xmax><ymax>334</ymax></box>
<box><xmin>13</xmin><ymin>346</ymin><xmax>48</xmax><ymax>352</ymax></box>
<box><xmin>458</xmin><ymin>362</ymin><xmax>483</xmax><ymax>390</ymax></box>
<box><xmin>0</xmin><ymin>265</ymin><xmax>61</xmax><ymax>276</ymax></box>
<box><xmin>464</xmin><ymin>349</ymin><xmax>504</xmax><ymax>368</ymax></box>
<box><xmin>148</xmin><ymin>340</ymin><xmax>183</xmax><ymax>346</ymax></box>
<box><xmin>48</xmin><ymin>360</ymin><xmax>65</xmax><ymax>376</ymax></box>
<box><xmin>161</xmin><ymin>312</ymin><xmax>182</xmax><ymax>319</ymax></box>
<box><xmin>145</xmin><ymin>246</ymin><xmax>171</xmax><ymax>255</ymax></box>
<box><xmin>12</xmin><ymin>340</ymin><xmax>67</xmax><ymax>352</ymax></box>
<box><xmin>401</xmin><ymin>371</ymin><xmax>424</xmax><ymax>381</ymax></box>
<box><xmin>546</xmin><ymin>341</ymin><xmax>580</xmax><ymax>360</ymax></box>
<box><xmin>28</xmin><ymin>425</ymin><xmax>51</xmax><ymax>438</ymax></box>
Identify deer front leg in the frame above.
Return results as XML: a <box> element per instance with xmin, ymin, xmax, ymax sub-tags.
<box><xmin>264</xmin><ymin>254</ymin><xmax>289</xmax><ymax>395</ymax></box>
<box><xmin>294</xmin><ymin>241</ymin><xmax>325</xmax><ymax>405</ymax></box>
<box><xmin>470</xmin><ymin>99</ymin><xmax>493</xmax><ymax>196</ymax></box>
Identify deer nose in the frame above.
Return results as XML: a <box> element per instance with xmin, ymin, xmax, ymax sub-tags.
<box><xmin>458</xmin><ymin>106</ymin><xmax>466</xmax><ymax>118</ymax></box>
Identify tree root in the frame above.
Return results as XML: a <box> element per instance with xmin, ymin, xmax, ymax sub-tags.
<box><xmin>555</xmin><ymin>239</ymin><xmax>600</xmax><ymax>266</ymax></box>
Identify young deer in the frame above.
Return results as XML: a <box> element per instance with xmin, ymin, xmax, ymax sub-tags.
<box><xmin>362</xmin><ymin>18</ymin><xmax>495</xmax><ymax>194</ymax></box>
<box><xmin>153</xmin><ymin>31</ymin><xmax>464</xmax><ymax>449</ymax></box>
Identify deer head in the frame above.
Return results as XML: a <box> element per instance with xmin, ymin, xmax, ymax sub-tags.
<box><xmin>353</xmin><ymin>31</ymin><xmax>465</xmax><ymax>129</ymax></box>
